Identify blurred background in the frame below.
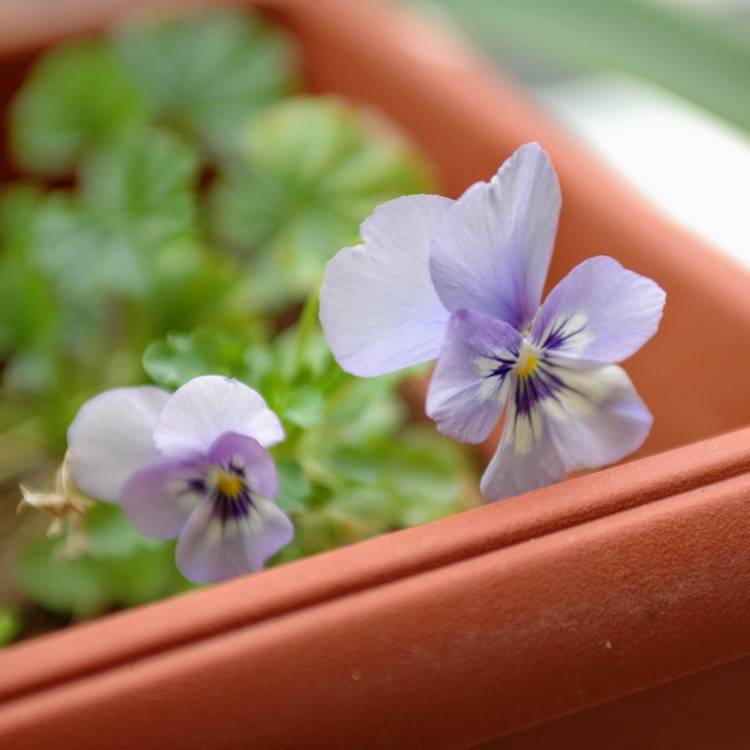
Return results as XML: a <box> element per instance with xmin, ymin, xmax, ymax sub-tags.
<box><xmin>410</xmin><ymin>0</ymin><xmax>750</xmax><ymax>266</ymax></box>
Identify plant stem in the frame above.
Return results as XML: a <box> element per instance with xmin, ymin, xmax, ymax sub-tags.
<box><xmin>292</xmin><ymin>280</ymin><xmax>321</xmax><ymax>373</ymax></box>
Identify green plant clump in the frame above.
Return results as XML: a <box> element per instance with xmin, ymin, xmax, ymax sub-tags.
<box><xmin>0</xmin><ymin>9</ymin><xmax>477</xmax><ymax>628</ymax></box>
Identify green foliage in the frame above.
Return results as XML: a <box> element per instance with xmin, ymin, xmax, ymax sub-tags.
<box><xmin>421</xmin><ymin>0</ymin><xmax>750</xmax><ymax>134</ymax></box>
<box><xmin>0</xmin><ymin>130</ymin><xmax>217</xmax><ymax>448</ymax></box>
<box><xmin>31</xmin><ymin>126</ymin><xmax>198</xmax><ymax>300</ymax></box>
<box><xmin>0</xmin><ymin>187</ymin><xmax>55</xmax><ymax>358</ymax></box>
<box><xmin>142</xmin><ymin>311</ymin><xmax>479</xmax><ymax>564</ymax></box>
<box><xmin>113</xmin><ymin>9</ymin><xmax>297</xmax><ymax>151</ymax></box>
<box><xmin>3</xmin><ymin>8</ymin><xmax>478</xmax><ymax>624</ymax></box>
<box><xmin>11</xmin><ymin>41</ymin><xmax>145</xmax><ymax>176</ymax></box>
<box><xmin>0</xmin><ymin>605</ymin><xmax>21</xmax><ymax>647</ymax></box>
<box><xmin>15</xmin><ymin>505</ymin><xmax>191</xmax><ymax>619</ymax></box>
<box><xmin>142</xmin><ymin>327</ymin><xmax>264</xmax><ymax>389</ymax></box>
<box><xmin>210</xmin><ymin>97</ymin><xmax>433</xmax><ymax>304</ymax></box>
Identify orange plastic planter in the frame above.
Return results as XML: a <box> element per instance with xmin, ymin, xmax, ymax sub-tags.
<box><xmin>2</xmin><ymin>1</ymin><xmax>750</xmax><ymax>748</ymax></box>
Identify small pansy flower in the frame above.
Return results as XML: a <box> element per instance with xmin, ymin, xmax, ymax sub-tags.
<box><xmin>320</xmin><ymin>143</ymin><xmax>666</xmax><ymax>500</ymax></box>
<box><xmin>67</xmin><ymin>375</ymin><xmax>293</xmax><ymax>583</ymax></box>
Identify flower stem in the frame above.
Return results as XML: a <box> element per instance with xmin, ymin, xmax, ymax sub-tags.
<box><xmin>292</xmin><ymin>281</ymin><xmax>321</xmax><ymax>373</ymax></box>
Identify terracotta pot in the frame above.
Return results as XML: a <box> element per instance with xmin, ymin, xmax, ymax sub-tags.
<box><xmin>2</xmin><ymin>1</ymin><xmax>750</xmax><ymax>747</ymax></box>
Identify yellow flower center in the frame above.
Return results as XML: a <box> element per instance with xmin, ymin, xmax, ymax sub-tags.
<box><xmin>515</xmin><ymin>349</ymin><xmax>540</xmax><ymax>378</ymax></box>
<box><xmin>215</xmin><ymin>470</ymin><xmax>243</xmax><ymax>498</ymax></box>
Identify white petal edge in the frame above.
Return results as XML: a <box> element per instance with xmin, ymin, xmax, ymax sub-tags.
<box><xmin>153</xmin><ymin>376</ymin><xmax>284</xmax><ymax>459</ymax></box>
<box><xmin>319</xmin><ymin>194</ymin><xmax>453</xmax><ymax>376</ymax></box>
<box><xmin>542</xmin><ymin>362</ymin><xmax>653</xmax><ymax>469</ymax></box>
<box><xmin>68</xmin><ymin>386</ymin><xmax>170</xmax><ymax>503</ymax></box>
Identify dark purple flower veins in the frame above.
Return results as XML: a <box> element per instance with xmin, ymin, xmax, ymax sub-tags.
<box><xmin>187</xmin><ymin>477</ymin><xmax>207</xmax><ymax>495</ymax></box>
<box><xmin>482</xmin><ymin>336</ymin><xmax>585</xmax><ymax>429</ymax></box>
<box><xmin>513</xmin><ymin>357</ymin><xmax>567</xmax><ymax>420</ymax></box>
<box><xmin>182</xmin><ymin>459</ymin><xmax>256</xmax><ymax>526</ymax></box>
<box><xmin>536</xmin><ymin>314</ymin><xmax>587</xmax><ymax>353</ymax></box>
<box><xmin>488</xmin><ymin>352</ymin><xmax>517</xmax><ymax>381</ymax></box>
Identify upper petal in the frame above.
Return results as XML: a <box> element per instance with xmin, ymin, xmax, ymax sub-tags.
<box><xmin>175</xmin><ymin>495</ymin><xmax>294</xmax><ymax>584</ymax></box>
<box><xmin>479</xmin><ymin>385</ymin><xmax>566</xmax><ymax>501</ymax></box>
<box><xmin>426</xmin><ymin>309</ymin><xmax>521</xmax><ymax>444</ymax></box>
<box><xmin>319</xmin><ymin>194</ymin><xmax>453</xmax><ymax>376</ymax></box>
<box><xmin>429</xmin><ymin>143</ymin><xmax>561</xmax><ymax>330</ymax></box>
<box><xmin>153</xmin><ymin>376</ymin><xmax>284</xmax><ymax>458</ymax></box>
<box><xmin>531</xmin><ymin>256</ymin><xmax>666</xmax><ymax>363</ymax></box>
<box><xmin>541</xmin><ymin>361</ymin><xmax>653</xmax><ymax>470</ymax></box>
<box><xmin>68</xmin><ymin>386</ymin><xmax>169</xmax><ymax>503</ymax></box>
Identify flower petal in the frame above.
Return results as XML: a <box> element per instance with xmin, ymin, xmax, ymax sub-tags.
<box><xmin>68</xmin><ymin>386</ymin><xmax>169</xmax><ymax>503</ymax></box>
<box><xmin>208</xmin><ymin>431</ymin><xmax>278</xmax><ymax>499</ymax></box>
<box><xmin>121</xmin><ymin>459</ymin><xmax>205</xmax><ymax>539</ymax></box>
<box><xmin>426</xmin><ymin>309</ymin><xmax>521</xmax><ymax>443</ymax></box>
<box><xmin>479</xmin><ymin>384</ymin><xmax>567</xmax><ymax>501</ymax></box>
<box><xmin>542</xmin><ymin>361</ymin><xmax>652</xmax><ymax>470</ymax></box>
<box><xmin>320</xmin><ymin>194</ymin><xmax>453</xmax><ymax>376</ymax></box>
<box><xmin>430</xmin><ymin>143</ymin><xmax>561</xmax><ymax>331</ymax></box>
<box><xmin>153</xmin><ymin>376</ymin><xmax>284</xmax><ymax>458</ymax></box>
<box><xmin>531</xmin><ymin>256</ymin><xmax>666</xmax><ymax>362</ymax></box>
<box><xmin>480</xmin><ymin>361</ymin><xmax>652</xmax><ymax>501</ymax></box>
<box><xmin>175</xmin><ymin>496</ymin><xmax>294</xmax><ymax>584</ymax></box>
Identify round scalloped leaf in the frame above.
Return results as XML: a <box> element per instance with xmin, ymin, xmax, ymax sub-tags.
<box><xmin>11</xmin><ymin>41</ymin><xmax>145</xmax><ymax>176</ymax></box>
<box><xmin>210</xmin><ymin>96</ymin><xmax>434</xmax><ymax>302</ymax></box>
<box><xmin>114</xmin><ymin>9</ymin><xmax>297</xmax><ymax>152</ymax></box>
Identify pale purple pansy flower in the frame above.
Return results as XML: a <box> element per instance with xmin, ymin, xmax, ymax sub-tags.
<box><xmin>320</xmin><ymin>143</ymin><xmax>666</xmax><ymax>500</ymax></box>
<box><xmin>67</xmin><ymin>375</ymin><xmax>293</xmax><ymax>583</ymax></box>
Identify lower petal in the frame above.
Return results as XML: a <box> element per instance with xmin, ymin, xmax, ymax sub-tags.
<box><xmin>542</xmin><ymin>363</ymin><xmax>652</xmax><ymax>470</ymax></box>
<box><xmin>176</xmin><ymin>496</ymin><xmax>294</xmax><ymax>584</ymax></box>
<box><xmin>121</xmin><ymin>459</ymin><xmax>205</xmax><ymax>539</ymax></box>
<box><xmin>480</xmin><ymin>393</ymin><xmax>566</xmax><ymax>501</ymax></box>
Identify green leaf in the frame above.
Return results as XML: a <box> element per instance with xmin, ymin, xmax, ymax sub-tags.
<box><xmin>15</xmin><ymin>519</ymin><xmax>188</xmax><ymax>619</ymax></box>
<box><xmin>137</xmin><ymin>241</ymin><xmax>245</xmax><ymax>335</ymax></box>
<box><xmin>82</xmin><ymin>125</ymin><xmax>197</xmax><ymax>221</ymax></box>
<box><xmin>0</xmin><ymin>184</ymin><xmax>42</xmax><ymax>250</ymax></box>
<box><xmin>422</xmin><ymin>0</ymin><xmax>750</xmax><ymax>133</ymax></box>
<box><xmin>143</xmin><ymin>327</ymin><xmax>258</xmax><ymax>389</ymax></box>
<box><xmin>1</xmin><ymin>346</ymin><xmax>62</xmax><ymax>395</ymax></box>
<box><xmin>210</xmin><ymin>96</ymin><xmax>433</xmax><ymax>301</ymax></box>
<box><xmin>83</xmin><ymin>503</ymin><xmax>160</xmax><ymax>559</ymax></box>
<box><xmin>0</xmin><ymin>605</ymin><xmax>21</xmax><ymax>647</ymax></box>
<box><xmin>275</xmin><ymin>458</ymin><xmax>311</xmax><ymax>514</ymax></box>
<box><xmin>0</xmin><ymin>186</ymin><xmax>55</xmax><ymax>356</ymax></box>
<box><xmin>279</xmin><ymin>385</ymin><xmax>326</xmax><ymax>429</ymax></box>
<box><xmin>31</xmin><ymin>194</ymin><xmax>144</xmax><ymax>298</ymax></box>
<box><xmin>378</xmin><ymin>426</ymin><xmax>478</xmax><ymax>526</ymax></box>
<box><xmin>30</xmin><ymin>127</ymin><xmax>199</xmax><ymax>300</ymax></box>
<box><xmin>114</xmin><ymin>9</ymin><xmax>297</xmax><ymax>151</ymax></box>
<box><xmin>10</xmin><ymin>40</ymin><xmax>144</xmax><ymax>175</ymax></box>
<box><xmin>15</xmin><ymin>538</ymin><xmax>114</xmax><ymax>618</ymax></box>
<box><xmin>0</xmin><ymin>257</ymin><xmax>55</xmax><ymax>360</ymax></box>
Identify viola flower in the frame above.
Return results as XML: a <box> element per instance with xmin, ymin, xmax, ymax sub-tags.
<box><xmin>320</xmin><ymin>143</ymin><xmax>665</xmax><ymax>500</ymax></box>
<box><xmin>67</xmin><ymin>376</ymin><xmax>293</xmax><ymax>583</ymax></box>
